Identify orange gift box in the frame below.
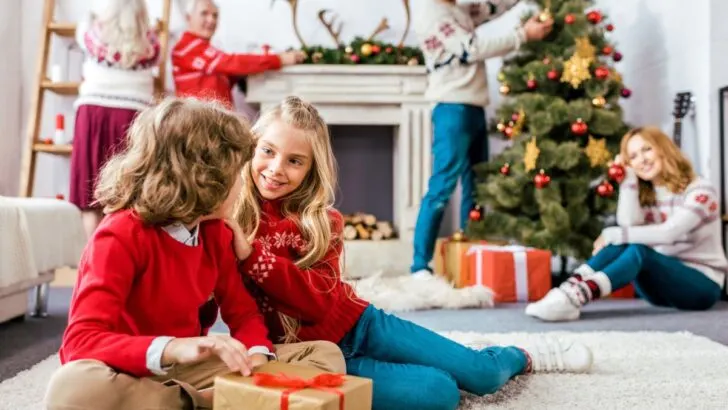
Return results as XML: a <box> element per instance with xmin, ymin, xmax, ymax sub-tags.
<box><xmin>461</xmin><ymin>245</ymin><xmax>552</xmax><ymax>303</ymax></box>
<box><xmin>610</xmin><ymin>283</ymin><xmax>635</xmax><ymax>299</ymax></box>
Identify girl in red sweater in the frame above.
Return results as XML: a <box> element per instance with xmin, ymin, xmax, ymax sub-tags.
<box><xmin>231</xmin><ymin>96</ymin><xmax>595</xmax><ymax>410</ymax></box>
<box><xmin>45</xmin><ymin>98</ymin><xmax>344</xmax><ymax>410</ymax></box>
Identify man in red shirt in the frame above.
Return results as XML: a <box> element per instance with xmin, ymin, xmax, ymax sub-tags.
<box><xmin>172</xmin><ymin>0</ymin><xmax>305</xmax><ymax>107</ymax></box>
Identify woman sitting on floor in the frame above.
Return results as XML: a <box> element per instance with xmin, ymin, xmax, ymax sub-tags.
<box><xmin>526</xmin><ymin>126</ymin><xmax>727</xmax><ymax>321</ymax></box>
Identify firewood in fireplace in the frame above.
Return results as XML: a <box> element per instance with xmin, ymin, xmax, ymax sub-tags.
<box><xmin>355</xmin><ymin>223</ymin><xmax>370</xmax><ymax>240</ymax></box>
<box><xmin>370</xmin><ymin>229</ymin><xmax>384</xmax><ymax>241</ymax></box>
<box><xmin>343</xmin><ymin>224</ymin><xmax>358</xmax><ymax>240</ymax></box>
<box><xmin>376</xmin><ymin>221</ymin><xmax>394</xmax><ymax>239</ymax></box>
<box><xmin>361</xmin><ymin>213</ymin><xmax>377</xmax><ymax>227</ymax></box>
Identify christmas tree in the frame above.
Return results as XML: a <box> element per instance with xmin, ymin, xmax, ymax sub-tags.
<box><xmin>467</xmin><ymin>0</ymin><xmax>631</xmax><ymax>261</ymax></box>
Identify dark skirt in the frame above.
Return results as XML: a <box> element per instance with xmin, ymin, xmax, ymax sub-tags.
<box><xmin>69</xmin><ymin>104</ymin><xmax>138</xmax><ymax>210</ymax></box>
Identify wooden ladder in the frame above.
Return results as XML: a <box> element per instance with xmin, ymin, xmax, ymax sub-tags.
<box><xmin>18</xmin><ymin>0</ymin><xmax>172</xmax><ymax>197</ymax></box>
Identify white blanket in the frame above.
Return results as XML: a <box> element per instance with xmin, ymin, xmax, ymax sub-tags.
<box><xmin>0</xmin><ymin>197</ymin><xmax>86</xmax><ymax>288</ymax></box>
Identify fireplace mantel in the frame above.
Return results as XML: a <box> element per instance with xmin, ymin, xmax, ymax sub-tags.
<box><xmin>246</xmin><ymin>65</ymin><xmax>432</xmax><ymax>240</ymax></box>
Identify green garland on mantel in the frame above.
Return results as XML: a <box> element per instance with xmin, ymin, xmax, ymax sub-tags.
<box><xmin>301</xmin><ymin>37</ymin><xmax>424</xmax><ymax>66</ymax></box>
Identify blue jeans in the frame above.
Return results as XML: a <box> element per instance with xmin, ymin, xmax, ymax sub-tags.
<box><xmin>587</xmin><ymin>245</ymin><xmax>721</xmax><ymax>310</ymax></box>
<box><xmin>339</xmin><ymin>306</ymin><xmax>526</xmax><ymax>410</ymax></box>
<box><xmin>411</xmin><ymin>103</ymin><xmax>488</xmax><ymax>272</ymax></box>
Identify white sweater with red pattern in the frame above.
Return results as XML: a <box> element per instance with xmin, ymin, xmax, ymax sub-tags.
<box><xmin>413</xmin><ymin>0</ymin><xmax>526</xmax><ymax>107</ymax></box>
<box><xmin>601</xmin><ymin>169</ymin><xmax>727</xmax><ymax>290</ymax></box>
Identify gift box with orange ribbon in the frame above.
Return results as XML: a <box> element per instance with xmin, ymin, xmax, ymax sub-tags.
<box><xmin>461</xmin><ymin>244</ymin><xmax>552</xmax><ymax>303</ymax></box>
<box><xmin>213</xmin><ymin>362</ymin><xmax>372</xmax><ymax>410</ymax></box>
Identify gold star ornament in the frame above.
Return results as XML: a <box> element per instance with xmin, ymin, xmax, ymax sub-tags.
<box><xmin>524</xmin><ymin>137</ymin><xmax>540</xmax><ymax>172</ymax></box>
<box><xmin>584</xmin><ymin>136</ymin><xmax>612</xmax><ymax>167</ymax></box>
<box><xmin>574</xmin><ymin>36</ymin><xmax>597</xmax><ymax>61</ymax></box>
<box><xmin>561</xmin><ymin>55</ymin><xmax>592</xmax><ymax>88</ymax></box>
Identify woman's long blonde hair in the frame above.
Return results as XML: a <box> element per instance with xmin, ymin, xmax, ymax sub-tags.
<box><xmin>619</xmin><ymin>126</ymin><xmax>696</xmax><ymax>207</ymax></box>
<box><xmin>236</xmin><ymin>96</ymin><xmax>340</xmax><ymax>342</ymax></box>
<box><xmin>90</xmin><ymin>0</ymin><xmax>155</xmax><ymax>69</ymax></box>
<box><xmin>95</xmin><ymin>97</ymin><xmax>255</xmax><ymax>225</ymax></box>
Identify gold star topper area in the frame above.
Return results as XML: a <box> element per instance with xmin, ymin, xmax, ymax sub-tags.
<box><xmin>574</xmin><ymin>36</ymin><xmax>596</xmax><ymax>61</ymax></box>
<box><xmin>561</xmin><ymin>54</ymin><xmax>592</xmax><ymax>88</ymax></box>
<box><xmin>524</xmin><ymin>136</ymin><xmax>540</xmax><ymax>172</ymax></box>
<box><xmin>584</xmin><ymin>135</ymin><xmax>612</xmax><ymax>167</ymax></box>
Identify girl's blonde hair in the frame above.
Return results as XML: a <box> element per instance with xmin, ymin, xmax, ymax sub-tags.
<box><xmin>619</xmin><ymin>126</ymin><xmax>696</xmax><ymax>207</ymax></box>
<box><xmin>236</xmin><ymin>96</ymin><xmax>340</xmax><ymax>342</ymax></box>
<box><xmin>95</xmin><ymin>97</ymin><xmax>255</xmax><ymax>225</ymax></box>
<box><xmin>90</xmin><ymin>0</ymin><xmax>155</xmax><ymax>69</ymax></box>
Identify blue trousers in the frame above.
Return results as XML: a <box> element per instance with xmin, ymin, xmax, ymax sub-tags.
<box><xmin>587</xmin><ymin>244</ymin><xmax>721</xmax><ymax>310</ymax></box>
<box><xmin>411</xmin><ymin>103</ymin><xmax>488</xmax><ymax>273</ymax></box>
<box><xmin>340</xmin><ymin>306</ymin><xmax>526</xmax><ymax>410</ymax></box>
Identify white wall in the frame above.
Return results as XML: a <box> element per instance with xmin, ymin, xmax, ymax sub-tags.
<box><xmin>11</xmin><ymin>0</ymin><xmax>728</xmax><ymax>199</ymax></box>
<box><xmin>0</xmin><ymin>0</ymin><xmax>22</xmax><ymax>195</ymax></box>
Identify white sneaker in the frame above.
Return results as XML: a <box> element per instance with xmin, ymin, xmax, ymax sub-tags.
<box><xmin>525</xmin><ymin>288</ymin><xmax>581</xmax><ymax>322</ymax></box>
<box><xmin>523</xmin><ymin>338</ymin><xmax>594</xmax><ymax>373</ymax></box>
<box><xmin>411</xmin><ymin>269</ymin><xmax>434</xmax><ymax>280</ymax></box>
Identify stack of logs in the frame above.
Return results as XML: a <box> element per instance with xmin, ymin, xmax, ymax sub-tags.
<box><xmin>343</xmin><ymin>213</ymin><xmax>396</xmax><ymax>240</ymax></box>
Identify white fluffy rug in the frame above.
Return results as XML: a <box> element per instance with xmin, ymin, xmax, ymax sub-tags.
<box><xmin>2</xmin><ymin>331</ymin><xmax>728</xmax><ymax>409</ymax></box>
<box><xmin>348</xmin><ymin>272</ymin><xmax>494</xmax><ymax>311</ymax></box>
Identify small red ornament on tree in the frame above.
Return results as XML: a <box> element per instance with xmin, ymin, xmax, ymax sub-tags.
<box><xmin>571</xmin><ymin>118</ymin><xmax>588</xmax><ymax>135</ymax></box>
<box><xmin>500</xmin><ymin>163</ymin><xmax>511</xmax><ymax>176</ymax></box>
<box><xmin>607</xmin><ymin>162</ymin><xmax>626</xmax><ymax>183</ymax></box>
<box><xmin>534</xmin><ymin>169</ymin><xmax>551</xmax><ymax>189</ymax></box>
<box><xmin>606</xmin><ymin>23</ymin><xmax>614</xmax><ymax>31</ymax></box>
<box><xmin>596</xmin><ymin>180</ymin><xmax>615</xmax><ymax>197</ymax></box>
<box><xmin>613</xmin><ymin>51</ymin><xmax>623</xmax><ymax>62</ymax></box>
<box><xmin>371</xmin><ymin>45</ymin><xmax>381</xmax><ymax>54</ymax></box>
<box><xmin>504</xmin><ymin>126</ymin><xmax>514</xmax><ymax>138</ymax></box>
<box><xmin>586</xmin><ymin>11</ymin><xmax>603</xmax><ymax>24</ymax></box>
<box><xmin>602</xmin><ymin>46</ymin><xmax>613</xmax><ymax>55</ymax></box>
<box><xmin>350</xmin><ymin>54</ymin><xmax>360</xmax><ymax>63</ymax></box>
<box><xmin>511</xmin><ymin>112</ymin><xmax>520</xmax><ymax>122</ymax></box>
<box><xmin>594</xmin><ymin>66</ymin><xmax>610</xmax><ymax>80</ymax></box>
<box><xmin>547</xmin><ymin>69</ymin><xmax>559</xmax><ymax>80</ymax></box>
<box><xmin>564</xmin><ymin>14</ymin><xmax>576</xmax><ymax>24</ymax></box>
<box><xmin>469</xmin><ymin>206</ymin><xmax>482</xmax><ymax>221</ymax></box>
<box><xmin>621</xmin><ymin>88</ymin><xmax>632</xmax><ymax>98</ymax></box>
<box><xmin>527</xmin><ymin>79</ymin><xmax>538</xmax><ymax>89</ymax></box>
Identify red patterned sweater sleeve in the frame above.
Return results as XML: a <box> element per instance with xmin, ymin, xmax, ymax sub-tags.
<box><xmin>239</xmin><ymin>211</ymin><xmax>343</xmax><ymax>323</ymax></box>
<box><xmin>171</xmin><ymin>33</ymin><xmax>281</xmax><ymax>77</ymax></box>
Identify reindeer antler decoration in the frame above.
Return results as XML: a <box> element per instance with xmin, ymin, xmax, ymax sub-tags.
<box><xmin>318</xmin><ymin>9</ymin><xmax>343</xmax><ymax>47</ymax></box>
<box><xmin>367</xmin><ymin>18</ymin><xmax>390</xmax><ymax>42</ymax></box>
<box><xmin>398</xmin><ymin>0</ymin><xmax>411</xmax><ymax>48</ymax></box>
<box><xmin>272</xmin><ymin>0</ymin><xmax>307</xmax><ymax>47</ymax></box>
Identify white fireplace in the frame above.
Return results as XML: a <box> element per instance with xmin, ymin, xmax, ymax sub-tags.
<box><xmin>246</xmin><ymin>65</ymin><xmax>432</xmax><ymax>242</ymax></box>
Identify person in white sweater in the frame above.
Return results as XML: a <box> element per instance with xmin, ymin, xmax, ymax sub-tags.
<box><xmin>70</xmin><ymin>0</ymin><xmax>160</xmax><ymax>238</ymax></box>
<box><xmin>527</xmin><ymin>126</ymin><xmax>727</xmax><ymax>321</ymax></box>
<box><xmin>410</xmin><ymin>0</ymin><xmax>553</xmax><ymax>275</ymax></box>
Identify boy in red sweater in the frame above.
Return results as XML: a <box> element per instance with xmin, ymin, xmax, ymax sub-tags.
<box><xmin>172</xmin><ymin>0</ymin><xmax>305</xmax><ymax>107</ymax></box>
<box><xmin>44</xmin><ymin>98</ymin><xmax>344</xmax><ymax>410</ymax></box>
<box><xmin>229</xmin><ymin>96</ymin><xmax>595</xmax><ymax>410</ymax></box>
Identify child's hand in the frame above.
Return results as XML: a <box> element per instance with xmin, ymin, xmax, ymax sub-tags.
<box><xmin>224</xmin><ymin>219</ymin><xmax>253</xmax><ymax>260</ymax></box>
<box><xmin>523</xmin><ymin>15</ymin><xmax>553</xmax><ymax>41</ymax></box>
<box><xmin>161</xmin><ymin>335</ymin><xmax>254</xmax><ymax>376</ymax></box>
<box><xmin>250</xmin><ymin>353</ymin><xmax>270</xmax><ymax>369</ymax></box>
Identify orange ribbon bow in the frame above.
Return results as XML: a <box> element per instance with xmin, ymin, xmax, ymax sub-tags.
<box><xmin>253</xmin><ymin>372</ymin><xmax>346</xmax><ymax>410</ymax></box>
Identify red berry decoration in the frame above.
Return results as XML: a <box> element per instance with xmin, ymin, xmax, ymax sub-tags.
<box><xmin>596</xmin><ymin>180</ymin><xmax>615</xmax><ymax>197</ymax></box>
<box><xmin>500</xmin><ymin>163</ymin><xmax>511</xmax><ymax>176</ymax></box>
<box><xmin>564</xmin><ymin>14</ymin><xmax>576</xmax><ymax>24</ymax></box>
<box><xmin>511</xmin><ymin>112</ymin><xmax>520</xmax><ymax>122</ymax></box>
<box><xmin>385</xmin><ymin>47</ymin><xmax>393</xmax><ymax>53</ymax></box>
<box><xmin>350</xmin><ymin>54</ymin><xmax>360</xmax><ymax>63</ymax></box>
<box><xmin>547</xmin><ymin>69</ymin><xmax>559</xmax><ymax>80</ymax></box>
<box><xmin>587</xmin><ymin>10</ymin><xmax>603</xmax><ymax>24</ymax></box>
<box><xmin>606</xmin><ymin>23</ymin><xmax>614</xmax><ymax>31</ymax></box>
<box><xmin>602</xmin><ymin>46</ymin><xmax>613</xmax><ymax>55</ymax></box>
<box><xmin>607</xmin><ymin>163</ymin><xmax>626</xmax><ymax>183</ymax></box>
<box><xmin>613</xmin><ymin>51</ymin><xmax>623</xmax><ymax>62</ymax></box>
<box><xmin>594</xmin><ymin>66</ymin><xmax>610</xmax><ymax>80</ymax></box>
<box><xmin>371</xmin><ymin>45</ymin><xmax>381</xmax><ymax>54</ymax></box>
<box><xmin>504</xmin><ymin>126</ymin><xmax>514</xmax><ymax>138</ymax></box>
<box><xmin>469</xmin><ymin>208</ymin><xmax>482</xmax><ymax>221</ymax></box>
<box><xmin>571</xmin><ymin>118</ymin><xmax>588</xmax><ymax>135</ymax></box>
<box><xmin>621</xmin><ymin>88</ymin><xmax>632</xmax><ymax>98</ymax></box>
<box><xmin>527</xmin><ymin>79</ymin><xmax>538</xmax><ymax>89</ymax></box>
<box><xmin>534</xmin><ymin>170</ymin><xmax>551</xmax><ymax>189</ymax></box>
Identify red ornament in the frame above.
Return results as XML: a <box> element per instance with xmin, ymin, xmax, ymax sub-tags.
<box><xmin>527</xmin><ymin>79</ymin><xmax>538</xmax><ymax>89</ymax></box>
<box><xmin>621</xmin><ymin>88</ymin><xmax>632</xmax><ymax>98</ymax></box>
<box><xmin>534</xmin><ymin>170</ymin><xmax>551</xmax><ymax>189</ymax></box>
<box><xmin>504</xmin><ymin>127</ymin><xmax>514</xmax><ymax>138</ymax></box>
<box><xmin>607</xmin><ymin>163</ymin><xmax>626</xmax><ymax>183</ymax></box>
<box><xmin>511</xmin><ymin>113</ymin><xmax>520</xmax><ymax>122</ymax></box>
<box><xmin>571</xmin><ymin>118</ymin><xmax>588</xmax><ymax>135</ymax></box>
<box><xmin>613</xmin><ymin>51</ymin><xmax>623</xmax><ymax>62</ymax></box>
<box><xmin>371</xmin><ymin>45</ymin><xmax>381</xmax><ymax>54</ymax></box>
<box><xmin>564</xmin><ymin>14</ymin><xmax>576</xmax><ymax>24</ymax></box>
<box><xmin>606</xmin><ymin>23</ymin><xmax>614</xmax><ymax>31</ymax></box>
<box><xmin>350</xmin><ymin>54</ymin><xmax>360</xmax><ymax>63</ymax></box>
<box><xmin>500</xmin><ymin>163</ymin><xmax>511</xmax><ymax>175</ymax></box>
<box><xmin>469</xmin><ymin>208</ymin><xmax>482</xmax><ymax>221</ymax></box>
<box><xmin>547</xmin><ymin>69</ymin><xmax>559</xmax><ymax>80</ymax></box>
<box><xmin>594</xmin><ymin>66</ymin><xmax>610</xmax><ymax>80</ymax></box>
<box><xmin>261</xmin><ymin>44</ymin><xmax>271</xmax><ymax>55</ymax></box>
<box><xmin>596</xmin><ymin>180</ymin><xmax>615</xmax><ymax>197</ymax></box>
<box><xmin>586</xmin><ymin>11</ymin><xmax>603</xmax><ymax>24</ymax></box>
<box><xmin>602</xmin><ymin>46</ymin><xmax>613</xmax><ymax>55</ymax></box>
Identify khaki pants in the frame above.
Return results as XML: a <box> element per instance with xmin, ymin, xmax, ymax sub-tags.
<box><xmin>44</xmin><ymin>341</ymin><xmax>345</xmax><ymax>410</ymax></box>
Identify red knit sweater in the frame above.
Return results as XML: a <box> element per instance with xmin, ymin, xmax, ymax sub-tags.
<box><xmin>171</xmin><ymin>31</ymin><xmax>282</xmax><ymax>107</ymax></box>
<box><xmin>238</xmin><ymin>199</ymin><xmax>369</xmax><ymax>344</ymax></box>
<box><xmin>60</xmin><ymin>210</ymin><xmax>272</xmax><ymax>377</ymax></box>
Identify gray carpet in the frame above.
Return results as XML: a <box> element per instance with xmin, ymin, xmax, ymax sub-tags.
<box><xmin>2</xmin><ymin>287</ymin><xmax>727</xmax><ymax>383</ymax></box>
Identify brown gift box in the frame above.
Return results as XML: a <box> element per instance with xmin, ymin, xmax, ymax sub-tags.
<box><xmin>213</xmin><ymin>362</ymin><xmax>372</xmax><ymax>410</ymax></box>
<box><xmin>434</xmin><ymin>236</ymin><xmax>506</xmax><ymax>286</ymax></box>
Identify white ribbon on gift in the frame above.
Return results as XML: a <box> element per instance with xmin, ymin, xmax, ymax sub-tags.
<box><xmin>466</xmin><ymin>244</ymin><xmax>530</xmax><ymax>302</ymax></box>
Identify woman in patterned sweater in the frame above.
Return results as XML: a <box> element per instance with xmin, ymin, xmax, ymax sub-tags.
<box><xmin>527</xmin><ymin>126</ymin><xmax>727</xmax><ymax>322</ymax></box>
